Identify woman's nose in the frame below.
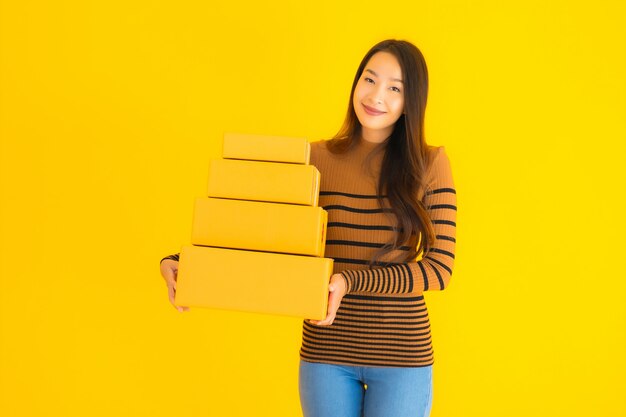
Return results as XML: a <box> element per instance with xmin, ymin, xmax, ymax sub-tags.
<box><xmin>368</xmin><ymin>87</ymin><xmax>384</xmax><ymax>104</ymax></box>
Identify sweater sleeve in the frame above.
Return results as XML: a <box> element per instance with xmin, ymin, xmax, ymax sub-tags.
<box><xmin>340</xmin><ymin>146</ymin><xmax>457</xmax><ymax>294</ymax></box>
<box><xmin>160</xmin><ymin>253</ymin><xmax>180</xmax><ymax>263</ymax></box>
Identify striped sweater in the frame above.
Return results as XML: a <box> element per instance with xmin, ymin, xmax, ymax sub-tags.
<box><xmin>300</xmin><ymin>138</ymin><xmax>456</xmax><ymax>367</ymax></box>
<box><xmin>161</xmin><ymin>138</ymin><xmax>456</xmax><ymax>367</ymax></box>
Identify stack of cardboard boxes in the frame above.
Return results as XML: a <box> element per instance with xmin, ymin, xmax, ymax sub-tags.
<box><xmin>174</xmin><ymin>133</ymin><xmax>333</xmax><ymax>320</ymax></box>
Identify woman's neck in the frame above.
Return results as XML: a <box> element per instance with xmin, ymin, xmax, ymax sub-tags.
<box><xmin>357</xmin><ymin>134</ymin><xmax>389</xmax><ymax>149</ymax></box>
<box><xmin>360</xmin><ymin>126</ymin><xmax>393</xmax><ymax>144</ymax></box>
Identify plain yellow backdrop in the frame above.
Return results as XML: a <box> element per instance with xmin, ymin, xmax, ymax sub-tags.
<box><xmin>1</xmin><ymin>0</ymin><xmax>624</xmax><ymax>416</ymax></box>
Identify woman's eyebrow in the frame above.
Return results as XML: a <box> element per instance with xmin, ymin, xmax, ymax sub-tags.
<box><xmin>365</xmin><ymin>68</ymin><xmax>404</xmax><ymax>83</ymax></box>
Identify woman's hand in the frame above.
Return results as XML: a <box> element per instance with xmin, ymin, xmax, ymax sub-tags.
<box><xmin>160</xmin><ymin>259</ymin><xmax>189</xmax><ymax>312</ymax></box>
<box><xmin>309</xmin><ymin>274</ymin><xmax>347</xmax><ymax>326</ymax></box>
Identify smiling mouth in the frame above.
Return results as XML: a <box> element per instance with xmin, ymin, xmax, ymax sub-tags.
<box><xmin>362</xmin><ymin>104</ymin><xmax>385</xmax><ymax>116</ymax></box>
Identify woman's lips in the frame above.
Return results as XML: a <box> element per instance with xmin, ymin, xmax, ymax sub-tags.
<box><xmin>362</xmin><ymin>104</ymin><xmax>385</xmax><ymax>116</ymax></box>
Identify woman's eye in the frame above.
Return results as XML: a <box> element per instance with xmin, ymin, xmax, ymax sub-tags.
<box><xmin>364</xmin><ymin>77</ymin><xmax>374</xmax><ymax>84</ymax></box>
<box><xmin>391</xmin><ymin>86</ymin><xmax>401</xmax><ymax>93</ymax></box>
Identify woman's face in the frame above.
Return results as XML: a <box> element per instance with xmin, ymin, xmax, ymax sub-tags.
<box><xmin>352</xmin><ymin>51</ymin><xmax>405</xmax><ymax>143</ymax></box>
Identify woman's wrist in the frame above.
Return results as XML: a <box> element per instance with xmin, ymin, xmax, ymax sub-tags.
<box><xmin>337</xmin><ymin>273</ymin><xmax>351</xmax><ymax>294</ymax></box>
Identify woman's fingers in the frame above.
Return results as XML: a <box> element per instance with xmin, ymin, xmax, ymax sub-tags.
<box><xmin>168</xmin><ymin>285</ymin><xmax>176</xmax><ymax>303</ymax></box>
<box><xmin>160</xmin><ymin>260</ymin><xmax>187</xmax><ymax>312</ymax></box>
<box><xmin>166</xmin><ymin>277</ymin><xmax>189</xmax><ymax>312</ymax></box>
<box><xmin>311</xmin><ymin>284</ymin><xmax>340</xmax><ymax>326</ymax></box>
<box><xmin>309</xmin><ymin>274</ymin><xmax>348</xmax><ymax>326</ymax></box>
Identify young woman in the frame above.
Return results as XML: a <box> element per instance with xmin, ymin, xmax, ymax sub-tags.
<box><xmin>160</xmin><ymin>39</ymin><xmax>456</xmax><ymax>417</ymax></box>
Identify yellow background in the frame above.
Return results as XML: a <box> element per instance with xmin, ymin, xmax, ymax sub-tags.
<box><xmin>1</xmin><ymin>0</ymin><xmax>624</xmax><ymax>416</ymax></box>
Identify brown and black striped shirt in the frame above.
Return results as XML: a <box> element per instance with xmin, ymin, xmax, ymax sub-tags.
<box><xmin>299</xmin><ymin>138</ymin><xmax>456</xmax><ymax>367</ymax></box>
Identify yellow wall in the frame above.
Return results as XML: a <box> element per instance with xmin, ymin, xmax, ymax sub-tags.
<box><xmin>1</xmin><ymin>0</ymin><xmax>624</xmax><ymax>416</ymax></box>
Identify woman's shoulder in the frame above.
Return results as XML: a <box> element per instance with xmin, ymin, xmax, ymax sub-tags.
<box><xmin>426</xmin><ymin>145</ymin><xmax>449</xmax><ymax>167</ymax></box>
<box><xmin>310</xmin><ymin>139</ymin><xmax>329</xmax><ymax>152</ymax></box>
<box><xmin>427</xmin><ymin>144</ymin><xmax>445</xmax><ymax>157</ymax></box>
<box><xmin>424</xmin><ymin>144</ymin><xmax>453</xmax><ymax>185</ymax></box>
<box><xmin>309</xmin><ymin>139</ymin><xmax>331</xmax><ymax>165</ymax></box>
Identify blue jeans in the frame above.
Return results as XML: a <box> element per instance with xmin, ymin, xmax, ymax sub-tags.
<box><xmin>299</xmin><ymin>360</ymin><xmax>433</xmax><ymax>417</ymax></box>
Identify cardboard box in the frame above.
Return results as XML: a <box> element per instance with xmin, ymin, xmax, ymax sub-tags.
<box><xmin>207</xmin><ymin>159</ymin><xmax>320</xmax><ymax>206</ymax></box>
<box><xmin>175</xmin><ymin>245</ymin><xmax>332</xmax><ymax>320</ymax></box>
<box><xmin>192</xmin><ymin>197</ymin><xmax>327</xmax><ymax>257</ymax></box>
<box><xmin>223</xmin><ymin>132</ymin><xmax>311</xmax><ymax>164</ymax></box>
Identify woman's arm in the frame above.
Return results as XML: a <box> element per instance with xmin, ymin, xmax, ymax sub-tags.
<box><xmin>340</xmin><ymin>146</ymin><xmax>457</xmax><ymax>294</ymax></box>
<box><xmin>160</xmin><ymin>253</ymin><xmax>180</xmax><ymax>263</ymax></box>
